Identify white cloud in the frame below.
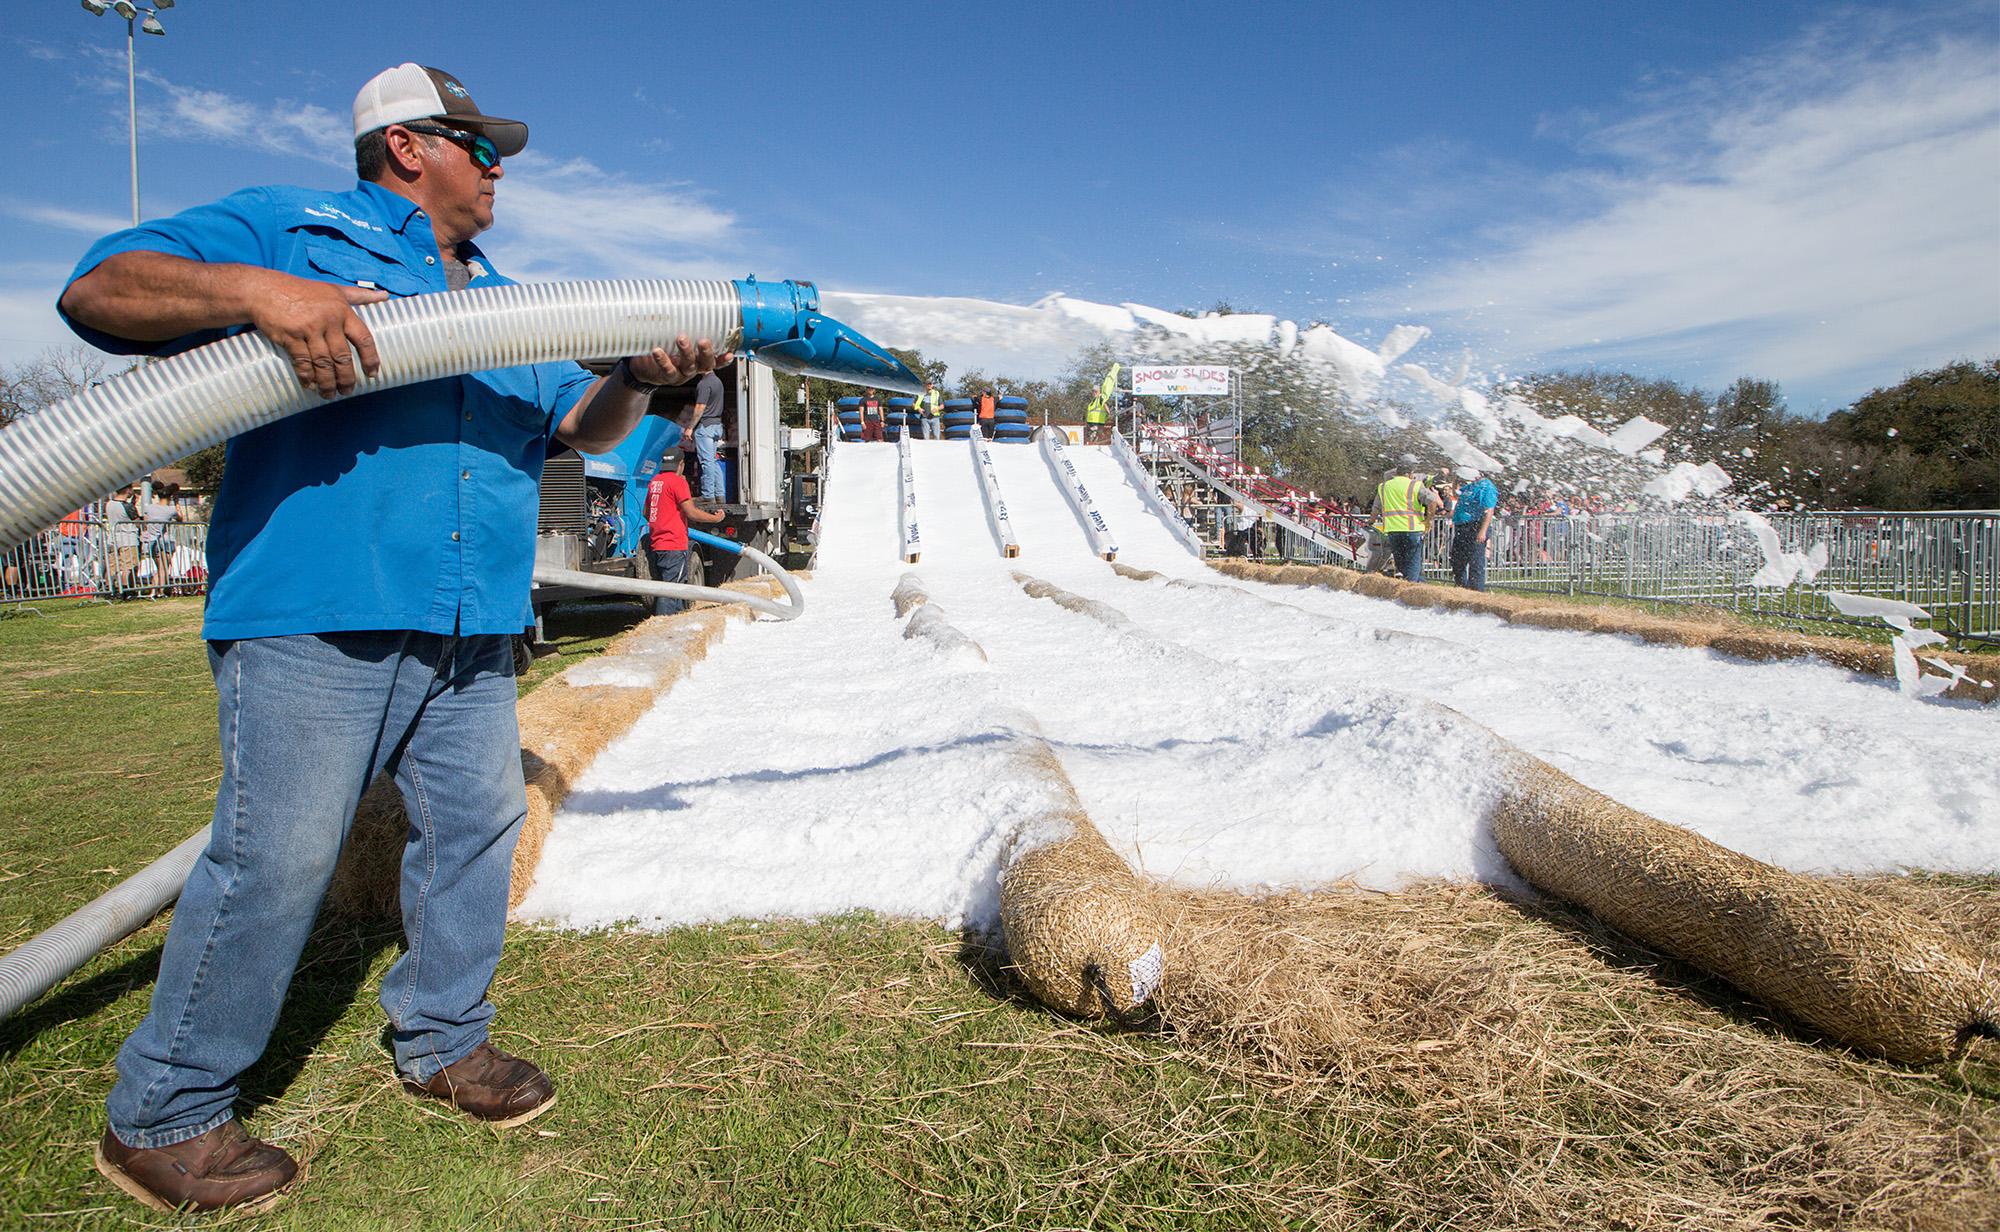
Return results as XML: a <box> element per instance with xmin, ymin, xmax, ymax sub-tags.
<box><xmin>0</xmin><ymin>200</ymin><xmax>132</xmax><ymax>236</ymax></box>
<box><xmin>478</xmin><ymin>153</ymin><xmax>740</xmax><ymax>281</ymax></box>
<box><xmin>63</xmin><ymin>61</ymin><xmax>748</xmax><ymax>284</ymax></box>
<box><xmin>140</xmin><ymin>73</ymin><xmax>352</xmax><ymax>168</ymax></box>
<box><xmin>1355</xmin><ymin>30</ymin><xmax>2000</xmax><ymax>406</ymax></box>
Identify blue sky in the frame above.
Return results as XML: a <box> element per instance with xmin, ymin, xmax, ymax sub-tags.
<box><xmin>3</xmin><ymin>0</ymin><xmax>1995</xmax><ymax>412</ymax></box>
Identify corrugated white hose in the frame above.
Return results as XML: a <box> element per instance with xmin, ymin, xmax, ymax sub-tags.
<box><xmin>535</xmin><ymin>533</ymin><xmax>803</xmax><ymax>620</ymax></box>
<box><xmin>0</xmin><ymin>830</ymin><xmax>207</xmax><ymax>1023</ymax></box>
<box><xmin>0</xmin><ymin>278</ymin><xmax>743</xmax><ymax>550</ymax></box>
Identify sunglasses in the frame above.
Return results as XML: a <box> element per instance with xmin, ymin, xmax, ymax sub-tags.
<box><xmin>402</xmin><ymin>122</ymin><xmax>500</xmax><ymax>170</ymax></box>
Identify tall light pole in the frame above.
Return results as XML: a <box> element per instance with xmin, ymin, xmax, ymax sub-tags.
<box><xmin>80</xmin><ymin>0</ymin><xmax>175</xmax><ymax>226</ymax></box>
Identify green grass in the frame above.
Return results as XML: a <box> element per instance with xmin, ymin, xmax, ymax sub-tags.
<box><xmin>0</xmin><ymin>599</ymin><xmax>1328</xmax><ymax>1230</ymax></box>
<box><xmin>1</xmin><ymin>598</ymin><xmax>1993</xmax><ymax>1230</ymax></box>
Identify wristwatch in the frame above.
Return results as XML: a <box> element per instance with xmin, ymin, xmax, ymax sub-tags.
<box><xmin>614</xmin><ymin>358</ymin><xmax>665</xmax><ymax>395</ymax></box>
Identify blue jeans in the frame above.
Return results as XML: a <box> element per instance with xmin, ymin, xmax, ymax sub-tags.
<box><xmin>648</xmin><ymin>548</ymin><xmax>689</xmax><ymax>617</ymax></box>
<box><xmin>1450</xmin><ymin>526</ymin><xmax>1487</xmax><ymax>590</ymax></box>
<box><xmin>693</xmin><ymin>421</ymin><xmax>725</xmax><ymax>502</ymax></box>
<box><xmin>107</xmin><ymin>631</ymin><xmax>526</xmax><ymax>1148</ymax></box>
<box><xmin>1388</xmin><ymin>531</ymin><xmax>1425</xmax><ymax>582</ymax></box>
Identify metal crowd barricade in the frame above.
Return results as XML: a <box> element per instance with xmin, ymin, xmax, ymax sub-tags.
<box><xmin>2</xmin><ymin>503</ymin><xmax>209</xmax><ymax>612</ymax></box>
<box><xmin>1470</xmin><ymin>509</ymin><xmax>1997</xmax><ymax>646</ymax></box>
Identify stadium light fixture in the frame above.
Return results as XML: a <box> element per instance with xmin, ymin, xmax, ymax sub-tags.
<box><xmin>79</xmin><ymin>1</ymin><xmax>180</xmax><ymax>224</ymax></box>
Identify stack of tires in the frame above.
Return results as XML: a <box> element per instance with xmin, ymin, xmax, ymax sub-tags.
<box><xmin>885</xmin><ymin>397</ymin><xmax>914</xmax><ymax>442</ymax></box>
<box><xmin>993</xmin><ymin>396</ymin><xmax>1033</xmax><ymax>444</ymax></box>
<box><xmin>835</xmin><ymin>396</ymin><xmax>863</xmax><ymax>442</ymax></box>
<box><xmin>941</xmin><ymin>398</ymin><xmax>977</xmax><ymax>440</ymax></box>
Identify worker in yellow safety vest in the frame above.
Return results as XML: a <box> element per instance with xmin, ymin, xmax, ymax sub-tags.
<box><xmin>915</xmin><ymin>382</ymin><xmax>941</xmax><ymax>439</ymax></box>
<box><xmin>1370</xmin><ymin>453</ymin><xmax>1443</xmax><ymax>583</ymax></box>
<box><xmin>1083</xmin><ymin>363</ymin><xmax>1118</xmax><ymax>443</ymax></box>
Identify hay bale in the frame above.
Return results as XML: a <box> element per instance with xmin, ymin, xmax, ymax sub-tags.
<box><xmin>1422</xmin><ymin>589</ymin><xmax>1531</xmax><ymax>620</ymax></box>
<box><xmin>891</xmin><ymin>572</ymin><xmax>930</xmax><ymax>617</ymax></box>
<box><xmin>1308</xmin><ymin>565</ymin><xmax>1362</xmax><ymax>592</ymax></box>
<box><xmin>325</xmin><ymin>606</ymin><xmax>741</xmax><ymax>919</ymax></box>
<box><xmin>1707</xmin><ymin>631</ymin><xmax>1812</xmax><ymax>664</ymax></box>
<box><xmin>904</xmin><ymin>604</ymin><xmax>987</xmax><ymax>662</ymax></box>
<box><xmin>1508</xmin><ymin>606</ymin><xmax>1613</xmax><ymax>634</ymax></box>
<box><xmin>999</xmin><ymin>757</ymin><xmax>1165</xmax><ymax>1020</ymax></box>
<box><xmin>1393</xmin><ymin>584</ymin><xmax>1454</xmax><ymax>611</ymax></box>
<box><xmin>1110</xmin><ymin>562</ymin><xmax>1161</xmax><ymax>582</ymax></box>
<box><xmin>1493</xmin><ymin>756</ymin><xmax>2000</xmax><ymax>1063</ymax></box>
<box><xmin>1617</xmin><ymin>613</ymin><xmax>1725</xmax><ymax>648</ymax></box>
<box><xmin>1350</xmin><ymin>573</ymin><xmax>1408</xmax><ymax>600</ymax></box>
<box><xmin>507</xmin><ymin>681</ymin><xmax>657</xmax><ymax>910</ymax></box>
<box><xmin>1013</xmin><ymin>571</ymin><xmax>1135</xmax><ymax>631</ymax></box>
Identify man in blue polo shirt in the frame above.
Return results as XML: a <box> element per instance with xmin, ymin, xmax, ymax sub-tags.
<box><xmin>58</xmin><ymin>63</ymin><xmax>729</xmax><ymax>1213</ymax></box>
<box><xmin>1450</xmin><ymin>467</ymin><xmax>1501</xmax><ymax>590</ymax></box>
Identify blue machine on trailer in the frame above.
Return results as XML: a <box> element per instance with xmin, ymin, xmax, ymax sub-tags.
<box><xmin>530</xmin><ymin>276</ymin><xmax>918</xmax><ymax>627</ymax></box>
<box><xmin>580</xmin><ymin>413</ymin><xmax>685</xmax><ymax>563</ymax></box>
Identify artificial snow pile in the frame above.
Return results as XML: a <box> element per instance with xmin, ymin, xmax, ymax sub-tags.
<box><xmin>823</xmin><ymin>288</ymin><xmax>1758</xmax><ymax>521</ymax></box>
<box><xmin>514</xmin><ymin>439</ymin><xmax>1998</xmax><ymax>933</ymax></box>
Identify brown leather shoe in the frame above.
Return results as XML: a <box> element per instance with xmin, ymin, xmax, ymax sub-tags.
<box><xmin>403</xmin><ymin>1042</ymin><xmax>556</xmax><ymax>1127</ymax></box>
<box><xmin>94</xmin><ymin>1119</ymin><xmax>300</xmax><ymax>1213</ymax></box>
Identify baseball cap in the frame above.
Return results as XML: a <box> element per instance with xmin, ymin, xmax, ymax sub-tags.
<box><xmin>353</xmin><ymin>63</ymin><xmax>528</xmax><ymax>157</ymax></box>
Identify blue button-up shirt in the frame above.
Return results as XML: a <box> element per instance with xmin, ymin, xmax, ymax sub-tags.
<box><xmin>60</xmin><ymin>180</ymin><xmax>598</xmax><ymax>640</ymax></box>
<box><xmin>1452</xmin><ymin>477</ymin><xmax>1499</xmax><ymax>525</ymax></box>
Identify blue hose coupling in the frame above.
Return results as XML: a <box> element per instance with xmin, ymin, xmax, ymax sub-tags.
<box><xmin>734</xmin><ymin>277</ymin><xmax>922</xmax><ymax>395</ymax></box>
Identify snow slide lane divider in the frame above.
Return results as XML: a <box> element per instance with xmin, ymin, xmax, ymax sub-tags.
<box><xmin>1038</xmin><ymin>429</ymin><xmax>1117</xmax><ymax>562</ymax></box>
<box><xmin>897</xmin><ymin>435</ymin><xmax>921</xmax><ymax>565</ymax></box>
<box><xmin>969</xmin><ymin>433</ymin><xmax>1021</xmax><ymax>559</ymax></box>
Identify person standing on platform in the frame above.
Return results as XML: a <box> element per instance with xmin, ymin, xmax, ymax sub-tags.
<box><xmin>1450</xmin><ymin>467</ymin><xmax>1500</xmax><ymax>590</ymax></box>
<box><xmin>644</xmin><ymin>447</ymin><xmax>725</xmax><ymax>616</ymax></box>
<box><xmin>860</xmin><ymin>391</ymin><xmax>884</xmax><ymax>442</ymax></box>
<box><xmin>917</xmin><ymin>381</ymin><xmax>942</xmax><ymax>440</ymax></box>
<box><xmin>1083</xmin><ymin>364</ymin><xmax>1118</xmax><ymax>444</ymax></box>
<box><xmin>1371</xmin><ymin>455</ymin><xmax>1443</xmax><ymax>583</ymax></box>
<box><xmin>683</xmin><ymin>368</ymin><xmax>727</xmax><ymax>501</ymax></box>
<box><xmin>977</xmin><ymin>388</ymin><xmax>997</xmax><ymax>440</ymax></box>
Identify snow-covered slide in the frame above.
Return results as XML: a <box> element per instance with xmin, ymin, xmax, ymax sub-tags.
<box><xmin>1038</xmin><ymin>430</ymin><xmax>1118</xmax><ymax>562</ymax></box>
<box><xmin>970</xmin><ymin>433</ymin><xmax>1021</xmax><ymax>558</ymax></box>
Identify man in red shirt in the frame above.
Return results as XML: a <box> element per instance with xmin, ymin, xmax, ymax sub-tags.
<box><xmin>643</xmin><ymin>448</ymin><xmax>725</xmax><ymax>616</ymax></box>
<box><xmin>977</xmin><ymin>389</ymin><xmax>997</xmax><ymax>440</ymax></box>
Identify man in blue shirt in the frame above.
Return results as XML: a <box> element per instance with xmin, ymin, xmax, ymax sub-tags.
<box><xmin>1450</xmin><ymin>467</ymin><xmax>1501</xmax><ymax>590</ymax></box>
<box><xmin>59</xmin><ymin>63</ymin><xmax>729</xmax><ymax>1213</ymax></box>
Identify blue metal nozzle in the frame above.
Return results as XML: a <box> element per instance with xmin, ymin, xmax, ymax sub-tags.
<box><xmin>734</xmin><ymin>277</ymin><xmax>922</xmax><ymax>395</ymax></box>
